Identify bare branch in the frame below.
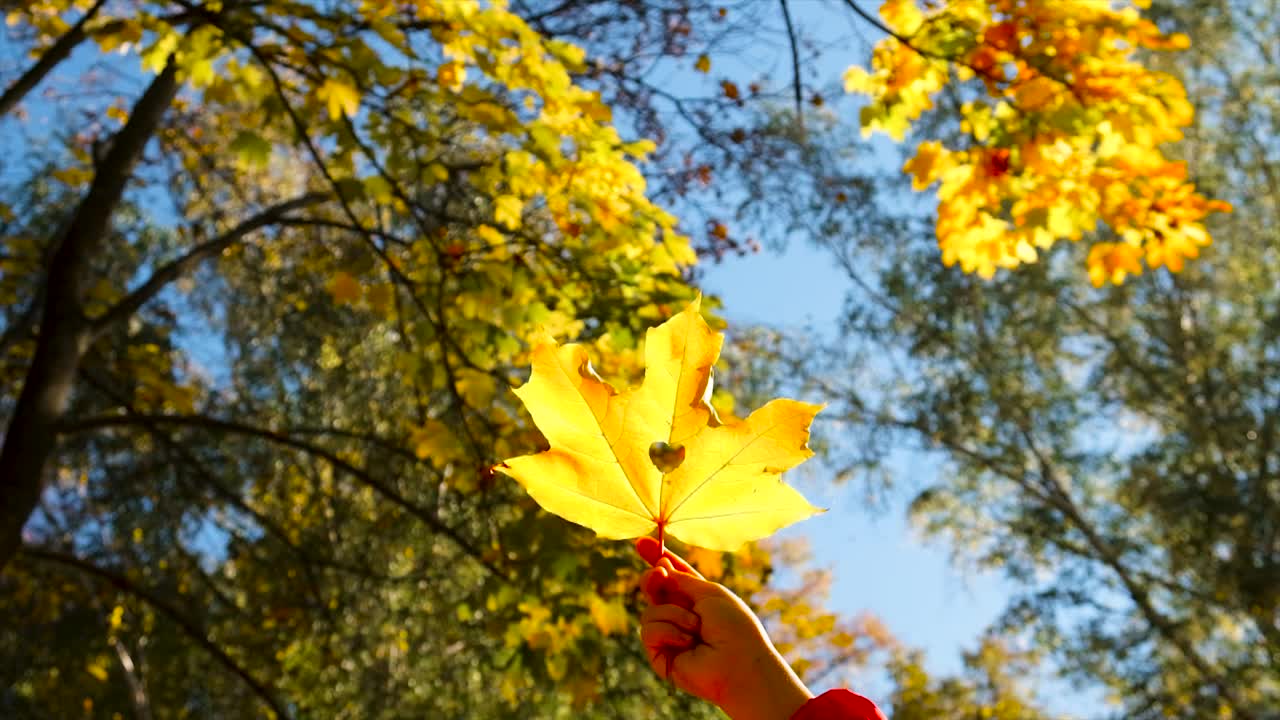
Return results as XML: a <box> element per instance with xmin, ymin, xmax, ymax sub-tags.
<box><xmin>779</xmin><ymin>0</ymin><xmax>805</xmax><ymax>134</ymax></box>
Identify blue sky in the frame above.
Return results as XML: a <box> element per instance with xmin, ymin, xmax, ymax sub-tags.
<box><xmin>701</xmin><ymin>243</ymin><xmax>1009</xmax><ymax>678</ymax></box>
<box><xmin>683</xmin><ymin>0</ymin><xmax>1017</xmax><ymax>695</ymax></box>
<box><xmin>688</xmin><ymin>74</ymin><xmax>1119</xmax><ymax>702</ymax></box>
<box><xmin>700</xmin><ymin>229</ymin><xmax>1115</xmax><ymax>718</ymax></box>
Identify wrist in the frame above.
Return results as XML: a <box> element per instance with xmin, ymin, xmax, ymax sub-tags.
<box><xmin>717</xmin><ymin>648</ymin><xmax>813</xmax><ymax>720</ymax></box>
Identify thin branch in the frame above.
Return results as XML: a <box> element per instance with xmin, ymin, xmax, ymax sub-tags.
<box><xmin>0</xmin><ymin>0</ymin><xmax>107</xmax><ymax>116</ymax></box>
<box><xmin>21</xmin><ymin>547</ymin><xmax>291</xmax><ymax>719</ymax></box>
<box><xmin>112</xmin><ymin>638</ymin><xmax>154</xmax><ymax>720</ymax></box>
<box><xmin>840</xmin><ymin>0</ymin><xmax>913</xmax><ymax>46</ymax></box>
<box><xmin>90</xmin><ymin>192</ymin><xmax>329</xmax><ymax>336</ymax></box>
<box><xmin>59</xmin><ymin>413</ymin><xmax>511</xmax><ymax>582</ymax></box>
<box><xmin>779</xmin><ymin>0</ymin><xmax>805</xmax><ymax>134</ymax></box>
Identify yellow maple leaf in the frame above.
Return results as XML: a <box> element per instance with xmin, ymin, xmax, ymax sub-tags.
<box><xmin>317</xmin><ymin>77</ymin><xmax>361</xmax><ymax>120</ymax></box>
<box><xmin>694</xmin><ymin>54</ymin><xmax>711</xmax><ymax>73</ymax></box>
<box><xmin>497</xmin><ymin>297</ymin><xmax>823</xmax><ymax>550</ymax></box>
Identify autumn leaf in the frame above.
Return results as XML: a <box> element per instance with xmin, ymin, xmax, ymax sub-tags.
<box><xmin>437</xmin><ymin>60</ymin><xmax>466</xmax><ymax>91</ymax></box>
<box><xmin>694</xmin><ymin>54</ymin><xmax>711</xmax><ymax>73</ymax></box>
<box><xmin>721</xmin><ymin>80</ymin><xmax>740</xmax><ymax>100</ymax></box>
<box><xmin>497</xmin><ymin>297</ymin><xmax>823</xmax><ymax>550</ymax></box>
<box><xmin>881</xmin><ymin>0</ymin><xmax>925</xmax><ymax>35</ymax></box>
<box><xmin>1087</xmin><ymin>242</ymin><xmax>1144</xmax><ymax>287</ymax></box>
<box><xmin>230</xmin><ymin>131</ymin><xmax>272</xmax><ymax>168</ymax></box>
<box><xmin>494</xmin><ymin>194</ymin><xmax>523</xmax><ymax>229</ymax></box>
<box><xmin>327</xmin><ymin>271</ymin><xmax>361</xmax><ymax>304</ymax></box>
<box><xmin>902</xmin><ymin>141</ymin><xmax>948</xmax><ymax>191</ymax></box>
<box><xmin>317</xmin><ymin>77</ymin><xmax>361</xmax><ymax>119</ymax></box>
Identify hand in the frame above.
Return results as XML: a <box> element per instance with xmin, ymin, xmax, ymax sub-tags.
<box><xmin>636</xmin><ymin>537</ymin><xmax>813</xmax><ymax>720</ymax></box>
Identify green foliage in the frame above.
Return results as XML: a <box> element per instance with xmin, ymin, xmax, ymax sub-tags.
<box><xmin>888</xmin><ymin>638</ymin><xmax>1060</xmax><ymax>720</ymax></box>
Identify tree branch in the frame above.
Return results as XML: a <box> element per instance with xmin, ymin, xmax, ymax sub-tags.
<box><xmin>60</xmin><ymin>412</ymin><xmax>511</xmax><ymax>582</ymax></box>
<box><xmin>0</xmin><ymin>0</ymin><xmax>107</xmax><ymax>117</ymax></box>
<box><xmin>21</xmin><ymin>546</ymin><xmax>291</xmax><ymax>719</ymax></box>
<box><xmin>90</xmin><ymin>192</ymin><xmax>329</xmax><ymax>337</ymax></box>
<box><xmin>778</xmin><ymin>0</ymin><xmax>805</xmax><ymax>134</ymax></box>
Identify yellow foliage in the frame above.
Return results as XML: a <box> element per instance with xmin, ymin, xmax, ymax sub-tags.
<box><xmin>902</xmin><ymin>141</ymin><xmax>950</xmax><ymax>191</ymax></box>
<box><xmin>683</xmin><ymin>546</ymin><xmax>726</xmax><ymax>580</ymax></box>
<box><xmin>881</xmin><ymin>0</ymin><xmax>925</xmax><ymax>35</ymax></box>
<box><xmin>586</xmin><ymin>595</ymin><xmax>630</xmax><ymax>636</ymax></box>
<box><xmin>1087</xmin><ymin>242</ymin><xmax>1144</xmax><ymax>287</ymax></box>
<box><xmin>317</xmin><ymin>77</ymin><xmax>361</xmax><ymax>119</ymax></box>
<box><xmin>364</xmin><ymin>282</ymin><xmax>395</xmax><ymax>316</ymax></box>
<box><xmin>85</xmin><ymin>658</ymin><xmax>109</xmax><ymax>683</ymax></box>
<box><xmin>845</xmin><ymin>0</ymin><xmax>1230</xmax><ymax>284</ymax></box>
<box><xmin>436</xmin><ymin>60</ymin><xmax>466</xmax><ymax>91</ymax></box>
<box><xmin>493</xmin><ymin>195</ymin><xmax>523</xmax><ymax>229</ymax></box>
<box><xmin>408</xmin><ymin>419</ymin><xmax>464</xmax><ymax>465</ymax></box>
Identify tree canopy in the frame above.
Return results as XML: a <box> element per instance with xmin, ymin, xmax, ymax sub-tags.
<box><xmin>1</xmin><ymin>0</ymin><xmax>1263</xmax><ymax>718</ymax></box>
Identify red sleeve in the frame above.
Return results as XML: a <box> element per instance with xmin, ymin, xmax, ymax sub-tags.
<box><xmin>789</xmin><ymin>689</ymin><xmax>888</xmax><ymax>720</ymax></box>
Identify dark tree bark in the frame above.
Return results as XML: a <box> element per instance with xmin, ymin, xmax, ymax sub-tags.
<box><xmin>0</xmin><ymin>59</ymin><xmax>179</xmax><ymax>572</ymax></box>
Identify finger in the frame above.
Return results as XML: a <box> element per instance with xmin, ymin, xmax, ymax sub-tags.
<box><xmin>641</xmin><ymin>620</ymin><xmax>695</xmax><ymax>657</ymax></box>
<box><xmin>652</xmin><ymin>559</ymin><xmax>695</xmax><ymax>609</ymax></box>
<box><xmin>635</xmin><ymin>537</ymin><xmax>704</xmax><ymax>579</ymax></box>
<box><xmin>652</xmin><ymin>561</ymin><xmax>723</xmax><ymax>602</ymax></box>
<box><xmin>641</xmin><ymin>566</ymin><xmax>669</xmax><ymax>603</ymax></box>
<box><xmin>641</xmin><ymin>603</ymin><xmax>701</xmax><ymax>633</ymax></box>
<box><xmin>669</xmin><ymin>640</ymin><xmax>716</xmax><ymax>684</ymax></box>
<box><xmin>642</xmin><ymin>566</ymin><xmax>697</xmax><ymax>610</ymax></box>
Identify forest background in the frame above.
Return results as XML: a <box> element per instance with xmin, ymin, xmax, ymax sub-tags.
<box><xmin>1</xmin><ymin>0</ymin><xmax>1276</xmax><ymax>718</ymax></box>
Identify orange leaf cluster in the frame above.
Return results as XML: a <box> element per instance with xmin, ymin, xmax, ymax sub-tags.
<box><xmin>845</xmin><ymin>0</ymin><xmax>1230</xmax><ymax>284</ymax></box>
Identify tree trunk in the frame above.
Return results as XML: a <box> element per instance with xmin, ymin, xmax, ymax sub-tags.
<box><xmin>0</xmin><ymin>60</ymin><xmax>179</xmax><ymax>572</ymax></box>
